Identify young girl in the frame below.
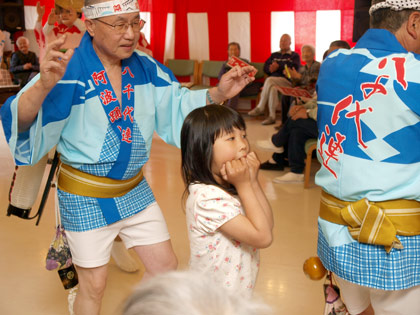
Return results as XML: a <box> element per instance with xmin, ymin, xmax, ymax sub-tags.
<box><xmin>181</xmin><ymin>105</ymin><xmax>274</xmax><ymax>297</ymax></box>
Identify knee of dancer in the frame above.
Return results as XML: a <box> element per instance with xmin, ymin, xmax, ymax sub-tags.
<box><xmin>79</xmin><ymin>276</ymin><xmax>108</xmax><ymax>301</ymax></box>
<box><xmin>147</xmin><ymin>253</ymin><xmax>178</xmax><ymax>275</ymax></box>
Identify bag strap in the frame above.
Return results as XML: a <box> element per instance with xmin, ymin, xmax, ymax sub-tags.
<box><xmin>53</xmin><ymin>176</ymin><xmax>61</xmax><ymax>227</ymax></box>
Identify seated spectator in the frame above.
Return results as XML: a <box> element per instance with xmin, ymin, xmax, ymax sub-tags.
<box><xmin>288</xmin><ymin>44</ymin><xmax>320</xmax><ymax>92</ymax></box>
<box><xmin>123</xmin><ymin>270</ymin><xmax>272</xmax><ymax>315</ymax></box>
<box><xmin>218</xmin><ymin>42</ymin><xmax>263</xmax><ymax>110</ymax></box>
<box><xmin>9</xmin><ymin>36</ymin><xmax>40</xmax><ymax>87</ymax></box>
<box><xmin>256</xmin><ymin>95</ymin><xmax>318</xmax><ymax>183</ymax></box>
<box><xmin>256</xmin><ymin>40</ymin><xmax>350</xmax><ymax>182</ymax></box>
<box><xmin>322</xmin><ymin>40</ymin><xmax>351</xmax><ymax>59</ymax></box>
<box><xmin>275</xmin><ymin>44</ymin><xmax>320</xmax><ymax>130</ymax></box>
<box><xmin>248</xmin><ymin>34</ymin><xmax>301</xmax><ymax>125</ymax></box>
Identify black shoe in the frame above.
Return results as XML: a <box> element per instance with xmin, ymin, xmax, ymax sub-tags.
<box><xmin>260</xmin><ymin>161</ymin><xmax>284</xmax><ymax>171</ymax></box>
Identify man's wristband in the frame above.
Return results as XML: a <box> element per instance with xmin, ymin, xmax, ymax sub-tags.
<box><xmin>206</xmin><ymin>89</ymin><xmax>225</xmax><ymax>105</ymax></box>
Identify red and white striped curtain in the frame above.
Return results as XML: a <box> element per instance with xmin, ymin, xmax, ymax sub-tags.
<box><xmin>22</xmin><ymin>0</ymin><xmax>355</xmax><ymax>63</ymax></box>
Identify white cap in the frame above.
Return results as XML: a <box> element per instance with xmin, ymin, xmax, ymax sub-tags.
<box><xmin>369</xmin><ymin>0</ymin><xmax>420</xmax><ymax>15</ymax></box>
<box><xmin>82</xmin><ymin>0</ymin><xmax>140</xmax><ymax>19</ymax></box>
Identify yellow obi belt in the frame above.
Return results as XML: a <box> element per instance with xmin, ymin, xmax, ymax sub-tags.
<box><xmin>58</xmin><ymin>163</ymin><xmax>143</xmax><ymax>198</ymax></box>
<box><xmin>320</xmin><ymin>191</ymin><xmax>420</xmax><ymax>253</ymax></box>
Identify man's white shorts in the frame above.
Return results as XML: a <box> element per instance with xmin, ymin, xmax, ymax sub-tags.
<box><xmin>334</xmin><ymin>274</ymin><xmax>420</xmax><ymax>315</ymax></box>
<box><xmin>66</xmin><ymin>202</ymin><xmax>170</xmax><ymax>268</ymax></box>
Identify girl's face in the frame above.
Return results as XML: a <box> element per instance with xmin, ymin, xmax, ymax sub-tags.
<box><xmin>211</xmin><ymin>127</ymin><xmax>249</xmax><ymax>185</ymax></box>
<box><xmin>61</xmin><ymin>8</ymin><xmax>78</xmax><ymax>27</ymax></box>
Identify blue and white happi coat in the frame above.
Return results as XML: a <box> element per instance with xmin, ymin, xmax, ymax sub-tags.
<box><xmin>1</xmin><ymin>33</ymin><xmax>207</xmax><ymax>232</ymax></box>
<box><xmin>315</xmin><ymin>29</ymin><xmax>420</xmax><ymax>290</ymax></box>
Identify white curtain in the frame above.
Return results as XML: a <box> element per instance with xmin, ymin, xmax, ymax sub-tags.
<box><xmin>187</xmin><ymin>12</ymin><xmax>209</xmax><ymax>61</ymax></box>
<box><xmin>228</xmin><ymin>12</ymin><xmax>251</xmax><ymax>61</ymax></box>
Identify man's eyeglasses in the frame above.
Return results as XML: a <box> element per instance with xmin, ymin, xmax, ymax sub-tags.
<box><xmin>95</xmin><ymin>19</ymin><xmax>144</xmax><ymax>34</ymax></box>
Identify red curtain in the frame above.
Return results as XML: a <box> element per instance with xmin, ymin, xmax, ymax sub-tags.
<box><xmin>23</xmin><ymin>0</ymin><xmax>355</xmax><ymax>63</ymax></box>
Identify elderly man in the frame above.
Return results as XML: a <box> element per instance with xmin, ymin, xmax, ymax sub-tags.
<box><xmin>248</xmin><ymin>34</ymin><xmax>301</xmax><ymax>125</ymax></box>
<box><xmin>316</xmin><ymin>1</ymin><xmax>420</xmax><ymax>314</ymax></box>
<box><xmin>0</xmin><ymin>0</ymin><xmax>255</xmax><ymax>314</ymax></box>
<box><xmin>10</xmin><ymin>36</ymin><xmax>40</xmax><ymax>87</ymax></box>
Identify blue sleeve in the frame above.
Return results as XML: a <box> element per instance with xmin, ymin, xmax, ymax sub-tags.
<box><xmin>0</xmin><ymin>60</ymin><xmax>84</xmax><ymax>165</ymax></box>
<box><xmin>154</xmin><ymin>63</ymin><xmax>207</xmax><ymax>148</ymax></box>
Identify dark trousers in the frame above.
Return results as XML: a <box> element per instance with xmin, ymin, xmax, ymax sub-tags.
<box><xmin>271</xmin><ymin>118</ymin><xmax>318</xmax><ymax>174</ymax></box>
<box><xmin>281</xmin><ymin>96</ymin><xmax>293</xmax><ymax>125</ymax></box>
<box><xmin>225</xmin><ymin>81</ymin><xmax>263</xmax><ymax>110</ymax></box>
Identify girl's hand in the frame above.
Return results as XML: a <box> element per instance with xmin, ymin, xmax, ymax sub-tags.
<box><xmin>36</xmin><ymin>2</ymin><xmax>45</xmax><ymax>21</ymax></box>
<box><xmin>47</xmin><ymin>8</ymin><xmax>59</xmax><ymax>25</ymax></box>
<box><xmin>246</xmin><ymin>152</ymin><xmax>260</xmax><ymax>182</ymax></box>
<box><xmin>223</xmin><ymin>157</ymin><xmax>250</xmax><ymax>188</ymax></box>
<box><xmin>220</xmin><ymin>164</ymin><xmax>228</xmax><ymax>182</ymax></box>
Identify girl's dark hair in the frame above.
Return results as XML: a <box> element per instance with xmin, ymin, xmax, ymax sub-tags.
<box><xmin>181</xmin><ymin>105</ymin><xmax>246</xmax><ymax>196</ymax></box>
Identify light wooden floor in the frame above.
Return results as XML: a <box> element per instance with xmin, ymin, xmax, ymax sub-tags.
<box><xmin>0</xmin><ymin>116</ymin><xmax>325</xmax><ymax>314</ymax></box>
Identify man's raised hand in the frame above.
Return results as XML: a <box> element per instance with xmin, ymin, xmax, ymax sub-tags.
<box><xmin>40</xmin><ymin>36</ymin><xmax>73</xmax><ymax>91</ymax></box>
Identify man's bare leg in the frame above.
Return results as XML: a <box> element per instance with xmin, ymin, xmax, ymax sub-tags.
<box><xmin>132</xmin><ymin>240</ymin><xmax>178</xmax><ymax>282</ymax></box>
<box><xmin>73</xmin><ymin>264</ymin><xmax>108</xmax><ymax>315</ymax></box>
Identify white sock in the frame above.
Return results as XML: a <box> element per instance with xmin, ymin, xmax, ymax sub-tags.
<box><xmin>111</xmin><ymin>240</ymin><xmax>139</xmax><ymax>273</ymax></box>
<box><xmin>68</xmin><ymin>286</ymin><xmax>78</xmax><ymax>315</ymax></box>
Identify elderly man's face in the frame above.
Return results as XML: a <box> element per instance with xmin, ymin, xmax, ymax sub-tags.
<box><xmin>228</xmin><ymin>44</ymin><xmax>240</xmax><ymax>58</ymax></box>
<box><xmin>90</xmin><ymin>12</ymin><xmax>141</xmax><ymax>63</ymax></box>
<box><xmin>279</xmin><ymin>35</ymin><xmax>291</xmax><ymax>51</ymax></box>
<box><xmin>301</xmin><ymin>47</ymin><xmax>315</xmax><ymax>63</ymax></box>
<box><xmin>17</xmin><ymin>38</ymin><xmax>29</xmax><ymax>54</ymax></box>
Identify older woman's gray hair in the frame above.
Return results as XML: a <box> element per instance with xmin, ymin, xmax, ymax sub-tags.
<box><xmin>122</xmin><ymin>270</ymin><xmax>272</xmax><ymax>315</ymax></box>
<box><xmin>16</xmin><ymin>36</ymin><xmax>29</xmax><ymax>46</ymax></box>
<box><xmin>301</xmin><ymin>44</ymin><xmax>315</xmax><ymax>55</ymax></box>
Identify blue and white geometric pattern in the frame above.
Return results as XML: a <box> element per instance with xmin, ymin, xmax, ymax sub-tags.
<box><xmin>318</xmin><ymin>227</ymin><xmax>420</xmax><ymax>290</ymax></box>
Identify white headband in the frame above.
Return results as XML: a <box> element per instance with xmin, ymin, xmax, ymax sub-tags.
<box><xmin>369</xmin><ymin>0</ymin><xmax>420</xmax><ymax>15</ymax></box>
<box><xmin>82</xmin><ymin>0</ymin><xmax>139</xmax><ymax>19</ymax></box>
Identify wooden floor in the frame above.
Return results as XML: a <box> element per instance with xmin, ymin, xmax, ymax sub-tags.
<box><xmin>0</xmin><ymin>115</ymin><xmax>325</xmax><ymax>314</ymax></box>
